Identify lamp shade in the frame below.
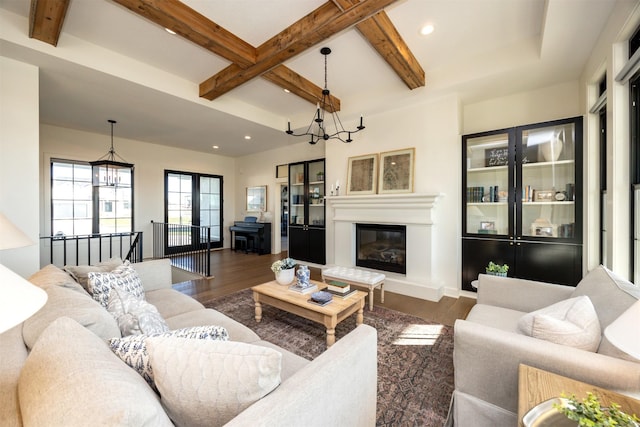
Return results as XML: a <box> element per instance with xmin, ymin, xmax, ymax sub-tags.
<box><xmin>604</xmin><ymin>299</ymin><xmax>640</xmax><ymax>360</ymax></box>
<box><xmin>0</xmin><ymin>264</ymin><xmax>47</xmax><ymax>333</ymax></box>
<box><xmin>0</xmin><ymin>212</ymin><xmax>33</xmax><ymax>250</ymax></box>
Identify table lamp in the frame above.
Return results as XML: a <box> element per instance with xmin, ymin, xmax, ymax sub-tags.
<box><xmin>604</xmin><ymin>299</ymin><xmax>640</xmax><ymax>361</ymax></box>
<box><xmin>0</xmin><ymin>212</ymin><xmax>47</xmax><ymax>333</ymax></box>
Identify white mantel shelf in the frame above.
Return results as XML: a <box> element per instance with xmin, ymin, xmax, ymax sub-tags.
<box><xmin>325</xmin><ymin>192</ymin><xmax>445</xmax><ymax>302</ymax></box>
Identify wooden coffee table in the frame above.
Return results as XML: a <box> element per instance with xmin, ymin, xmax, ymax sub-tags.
<box><xmin>251</xmin><ymin>279</ymin><xmax>367</xmax><ymax>347</ymax></box>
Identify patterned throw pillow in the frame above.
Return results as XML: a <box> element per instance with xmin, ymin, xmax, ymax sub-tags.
<box><xmin>107</xmin><ymin>287</ymin><xmax>169</xmax><ymax>336</ymax></box>
<box><xmin>87</xmin><ymin>261</ymin><xmax>144</xmax><ymax>308</ymax></box>
<box><xmin>108</xmin><ymin>325</ymin><xmax>229</xmax><ymax>390</ymax></box>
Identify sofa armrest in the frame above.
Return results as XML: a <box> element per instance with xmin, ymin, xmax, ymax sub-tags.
<box><xmin>477</xmin><ymin>274</ymin><xmax>574</xmax><ymax>312</ymax></box>
<box><xmin>131</xmin><ymin>259</ymin><xmax>173</xmax><ymax>292</ymax></box>
<box><xmin>226</xmin><ymin>324</ymin><xmax>378</xmax><ymax>427</ymax></box>
<box><xmin>453</xmin><ymin>319</ymin><xmax>640</xmax><ymax>414</ymax></box>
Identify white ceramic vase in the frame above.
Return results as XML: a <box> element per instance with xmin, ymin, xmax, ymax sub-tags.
<box><xmin>275</xmin><ymin>268</ymin><xmax>295</xmax><ymax>285</ymax></box>
<box><xmin>540</xmin><ymin>132</ymin><xmax>564</xmax><ymax>162</ymax></box>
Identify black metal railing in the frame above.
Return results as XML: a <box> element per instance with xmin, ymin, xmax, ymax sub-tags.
<box><xmin>40</xmin><ymin>231</ymin><xmax>143</xmax><ymax>267</ymax></box>
<box><xmin>151</xmin><ymin>221</ymin><xmax>212</xmax><ymax>277</ymax></box>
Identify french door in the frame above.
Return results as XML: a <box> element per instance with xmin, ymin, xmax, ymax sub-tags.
<box><xmin>165</xmin><ymin>171</ymin><xmax>223</xmax><ymax>254</ymax></box>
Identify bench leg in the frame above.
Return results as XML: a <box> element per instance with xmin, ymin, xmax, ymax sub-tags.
<box><xmin>380</xmin><ymin>283</ymin><xmax>385</xmax><ymax>303</ymax></box>
<box><xmin>368</xmin><ymin>288</ymin><xmax>374</xmax><ymax>311</ymax></box>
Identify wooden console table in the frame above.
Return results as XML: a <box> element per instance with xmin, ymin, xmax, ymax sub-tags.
<box><xmin>518</xmin><ymin>364</ymin><xmax>640</xmax><ymax>426</ymax></box>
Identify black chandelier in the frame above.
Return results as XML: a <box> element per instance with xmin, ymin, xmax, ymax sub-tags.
<box><xmin>286</xmin><ymin>47</ymin><xmax>365</xmax><ymax>144</ymax></box>
<box><xmin>89</xmin><ymin>120</ymin><xmax>133</xmax><ymax>188</ymax></box>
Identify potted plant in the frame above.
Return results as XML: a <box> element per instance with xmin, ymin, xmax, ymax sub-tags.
<box><xmin>554</xmin><ymin>392</ymin><xmax>639</xmax><ymax>426</ymax></box>
<box><xmin>486</xmin><ymin>261</ymin><xmax>509</xmax><ymax>277</ymax></box>
<box><xmin>271</xmin><ymin>257</ymin><xmax>296</xmax><ymax>285</ymax></box>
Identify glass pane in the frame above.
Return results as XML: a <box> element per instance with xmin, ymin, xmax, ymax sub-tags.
<box><xmin>75</xmin><ymin>219</ymin><xmax>92</xmax><ymax>235</ymax></box>
<box><xmin>74</xmin><ymin>201</ymin><xmax>91</xmax><ymax>219</ymax></box>
<box><xmin>74</xmin><ymin>164</ymin><xmax>92</xmax><ymax>182</ymax></box>
<box><xmin>520</xmin><ymin>123</ymin><xmax>576</xmax><ymax>238</ymax></box>
<box><xmin>74</xmin><ymin>181</ymin><xmax>92</xmax><ymax>200</ymax></box>
<box><xmin>52</xmin><ymin>163</ymin><xmax>73</xmax><ymax>180</ymax></box>
<box><xmin>201</xmin><ymin>177</ymin><xmax>210</xmax><ymax>193</ymax></box>
<box><xmin>465</xmin><ymin>133</ymin><xmax>510</xmax><ymax>236</ymax></box>
<box><xmin>180</xmin><ymin>175</ymin><xmax>191</xmax><ymax>192</ymax></box>
<box><xmin>52</xmin><ymin>219</ymin><xmax>74</xmax><ymax>236</ymax></box>
<box><xmin>51</xmin><ymin>180</ymin><xmax>72</xmax><ymax>199</ymax></box>
<box><xmin>289</xmin><ymin>163</ymin><xmax>305</xmax><ymax>225</ymax></box>
<box><xmin>168</xmin><ymin>193</ymin><xmax>181</xmax><ymax>210</ymax></box>
<box><xmin>53</xmin><ymin>202</ymin><xmax>74</xmax><ymax>219</ymax></box>
<box><xmin>168</xmin><ymin>174</ymin><xmax>181</xmax><ymax>192</ymax></box>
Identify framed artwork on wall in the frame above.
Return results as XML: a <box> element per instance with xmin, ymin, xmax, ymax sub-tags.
<box><xmin>246</xmin><ymin>185</ymin><xmax>267</xmax><ymax>212</ymax></box>
<box><xmin>378</xmin><ymin>148</ymin><xmax>415</xmax><ymax>194</ymax></box>
<box><xmin>347</xmin><ymin>154</ymin><xmax>378</xmax><ymax>195</ymax></box>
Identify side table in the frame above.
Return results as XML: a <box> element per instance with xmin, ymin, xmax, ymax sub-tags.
<box><xmin>518</xmin><ymin>364</ymin><xmax>640</xmax><ymax>427</ymax></box>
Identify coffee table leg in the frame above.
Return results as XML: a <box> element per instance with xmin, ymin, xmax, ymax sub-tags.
<box><xmin>368</xmin><ymin>288</ymin><xmax>374</xmax><ymax>311</ymax></box>
<box><xmin>326</xmin><ymin>328</ymin><xmax>336</xmax><ymax>347</ymax></box>
<box><xmin>253</xmin><ymin>292</ymin><xmax>262</xmax><ymax>323</ymax></box>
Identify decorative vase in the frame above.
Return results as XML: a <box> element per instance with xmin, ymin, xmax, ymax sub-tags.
<box><xmin>275</xmin><ymin>268</ymin><xmax>295</xmax><ymax>285</ymax></box>
<box><xmin>486</xmin><ymin>271</ymin><xmax>507</xmax><ymax>277</ymax></box>
<box><xmin>540</xmin><ymin>131</ymin><xmax>564</xmax><ymax>162</ymax></box>
<box><xmin>296</xmin><ymin>265</ymin><xmax>310</xmax><ymax>287</ymax></box>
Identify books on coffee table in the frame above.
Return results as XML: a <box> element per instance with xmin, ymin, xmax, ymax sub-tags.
<box><xmin>326</xmin><ymin>279</ymin><xmax>351</xmax><ymax>293</ymax></box>
<box><xmin>323</xmin><ymin>287</ymin><xmax>357</xmax><ymax>299</ymax></box>
<box><xmin>289</xmin><ymin>283</ymin><xmax>318</xmax><ymax>294</ymax></box>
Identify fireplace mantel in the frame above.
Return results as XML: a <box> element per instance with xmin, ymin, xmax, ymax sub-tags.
<box><xmin>325</xmin><ymin>192</ymin><xmax>444</xmax><ymax>301</ymax></box>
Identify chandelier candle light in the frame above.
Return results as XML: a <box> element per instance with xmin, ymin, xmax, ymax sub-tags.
<box><xmin>90</xmin><ymin>120</ymin><xmax>134</xmax><ymax>187</ymax></box>
<box><xmin>286</xmin><ymin>47</ymin><xmax>365</xmax><ymax>144</ymax></box>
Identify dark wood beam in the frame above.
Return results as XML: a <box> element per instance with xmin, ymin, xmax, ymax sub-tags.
<box><xmin>333</xmin><ymin>0</ymin><xmax>425</xmax><ymax>89</ymax></box>
<box><xmin>263</xmin><ymin>65</ymin><xmax>341</xmax><ymax>113</ymax></box>
<box><xmin>29</xmin><ymin>0</ymin><xmax>70</xmax><ymax>46</ymax></box>
<box><xmin>200</xmin><ymin>0</ymin><xmax>401</xmax><ymax>101</ymax></box>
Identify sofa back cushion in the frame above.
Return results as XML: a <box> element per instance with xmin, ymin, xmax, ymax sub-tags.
<box><xmin>18</xmin><ymin>317</ymin><xmax>173</xmax><ymax>427</ymax></box>
<box><xmin>22</xmin><ymin>284</ymin><xmax>121</xmax><ymax>349</ymax></box>
<box><xmin>571</xmin><ymin>265</ymin><xmax>639</xmax><ymax>330</ymax></box>
<box><xmin>28</xmin><ymin>264</ymin><xmax>85</xmax><ymax>293</ymax></box>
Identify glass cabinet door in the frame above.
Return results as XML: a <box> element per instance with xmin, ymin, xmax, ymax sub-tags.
<box><xmin>307</xmin><ymin>159</ymin><xmax>325</xmax><ymax>227</ymax></box>
<box><xmin>463</xmin><ymin>131</ymin><xmax>513</xmax><ymax>237</ymax></box>
<box><xmin>289</xmin><ymin>163</ymin><xmax>305</xmax><ymax>226</ymax></box>
<box><xmin>518</xmin><ymin>120</ymin><xmax>578</xmax><ymax>240</ymax></box>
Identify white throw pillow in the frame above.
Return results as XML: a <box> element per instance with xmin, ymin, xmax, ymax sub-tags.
<box><xmin>107</xmin><ymin>287</ymin><xmax>169</xmax><ymax>336</ymax></box>
<box><xmin>517</xmin><ymin>296</ymin><xmax>601</xmax><ymax>351</ymax></box>
<box><xmin>108</xmin><ymin>325</ymin><xmax>229</xmax><ymax>389</ymax></box>
<box><xmin>147</xmin><ymin>337</ymin><xmax>282</xmax><ymax>427</ymax></box>
<box><xmin>87</xmin><ymin>261</ymin><xmax>144</xmax><ymax>308</ymax></box>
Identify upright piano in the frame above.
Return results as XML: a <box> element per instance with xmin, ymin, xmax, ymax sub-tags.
<box><xmin>229</xmin><ymin>218</ymin><xmax>271</xmax><ymax>255</ymax></box>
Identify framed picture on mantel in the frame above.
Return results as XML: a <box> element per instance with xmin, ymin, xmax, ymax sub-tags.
<box><xmin>347</xmin><ymin>154</ymin><xmax>378</xmax><ymax>195</ymax></box>
<box><xmin>378</xmin><ymin>148</ymin><xmax>415</xmax><ymax>194</ymax></box>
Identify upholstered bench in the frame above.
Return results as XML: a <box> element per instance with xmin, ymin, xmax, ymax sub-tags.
<box><xmin>321</xmin><ymin>266</ymin><xmax>385</xmax><ymax>311</ymax></box>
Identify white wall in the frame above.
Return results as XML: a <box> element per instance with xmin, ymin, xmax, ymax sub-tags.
<box><xmin>40</xmin><ymin>124</ymin><xmax>237</xmax><ymax>259</ymax></box>
<box><xmin>0</xmin><ymin>57</ymin><xmax>40</xmax><ymax>277</ymax></box>
<box><xmin>326</xmin><ymin>95</ymin><xmax>462</xmax><ymax>296</ymax></box>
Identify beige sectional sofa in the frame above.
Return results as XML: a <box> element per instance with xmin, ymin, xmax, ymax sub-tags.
<box><xmin>447</xmin><ymin>266</ymin><xmax>640</xmax><ymax>426</ymax></box>
<box><xmin>0</xmin><ymin>258</ymin><xmax>378</xmax><ymax>426</ymax></box>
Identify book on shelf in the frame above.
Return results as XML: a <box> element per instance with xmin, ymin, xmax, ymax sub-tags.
<box><xmin>289</xmin><ymin>284</ymin><xmax>318</xmax><ymax>294</ymax></box>
<box><xmin>323</xmin><ymin>287</ymin><xmax>357</xmax><ymax>299</ymax></box>
<box><xmin>326</xmin><ymin>279</ymin><xmax>350</xmax><ymax>293</ymax></box>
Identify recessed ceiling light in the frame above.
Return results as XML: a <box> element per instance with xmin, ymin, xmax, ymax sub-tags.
<box><xmin>420</xmin><ymin>24</ymin><xmax>434</xmax><ymax>36</ymax></box>
<box><xmin>212</xmin><ymin>145</ymin><xmax>219</xmax><ymax>149</ymax></box>
<box><xmin>165</xmin><ymin>28</ymin><xmax>176</xmax><ymax>35</ymax></box>
<box><xmin>244</xmin><ymin>135</ymin><xmax>251</xmax><ymax>140</ymax></box>
<box><xmin>284</xmin><ymin>88</ymin><xmax>291</xmax><ymax>93</ymax></box>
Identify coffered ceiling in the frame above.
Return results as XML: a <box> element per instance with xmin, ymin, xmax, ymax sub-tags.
<box><xmin>0</xmin><ymin>0</ymin><xmax>622</xmax><ymax>156</ymax></box>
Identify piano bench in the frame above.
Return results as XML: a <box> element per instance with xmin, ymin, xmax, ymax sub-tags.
<box><xmin>234</xmin><ymin>235</ymin><xmax>249</xmax><ymax>253</ymax></box>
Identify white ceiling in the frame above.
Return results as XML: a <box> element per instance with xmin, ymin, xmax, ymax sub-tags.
<box><xmin>0</xmin><ymin>0</ymin><xmax>621</xmax><ymax>157</ymax></box>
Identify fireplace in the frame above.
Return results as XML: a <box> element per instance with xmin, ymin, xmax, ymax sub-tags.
<box><xmin>356</xmin><ymin>223</ymin><xmax>406</xmax><ymax>274</ymax></box>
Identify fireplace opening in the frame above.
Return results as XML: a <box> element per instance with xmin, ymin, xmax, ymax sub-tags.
<box><xmin>356</xmin><ymin>223</ymin><xmax>406</xmax><ymax>274</ymax></box>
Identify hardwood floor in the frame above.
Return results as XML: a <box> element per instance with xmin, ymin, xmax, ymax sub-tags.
<box><xmin>172</xmin><ymin>249</ymin><xmax>475</xmax><ymax>327</ymax></box>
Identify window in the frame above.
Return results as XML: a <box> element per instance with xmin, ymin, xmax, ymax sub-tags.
<box><xmin>630</xmin><ymin>26</ymin><xmax>640</xmax><ymax>283</ymax></box>
<box><xmin>51</xmin><ymin>160</ymin><xmax>93</xmax><ymax>235</ymax></box>
<box><xmin>50</xmin><ymin>159</ymin><xmax>133</xmax><ymax>236</ymax></box>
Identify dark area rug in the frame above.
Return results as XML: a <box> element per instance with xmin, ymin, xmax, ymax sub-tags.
<box><xmin>204</xmin><ymin>289</ymin><xmax>454</xmax><ymax>426</ymax></box>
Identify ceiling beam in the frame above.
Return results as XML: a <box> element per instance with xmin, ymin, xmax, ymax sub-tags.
<box><xmin>29</xmin><ymin>0</ymin><xmax>70</xmax><ymax>47</ymax></box>
<box><xmin>200</xmin><ymin>0</ymin><xmax>401</xmax><ymax>101</ymax></box>
<box><xmin>112</xmin><ymin>0</ymin><xmax>339</xmax><ymax>110</ymax></box>
<box><xmin>333</xmin><ymin>0</ymin><xmax>424</xmax><ymax>89</ymax></box>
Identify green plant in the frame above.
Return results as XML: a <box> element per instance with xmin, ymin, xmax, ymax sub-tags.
<box><xmin>270</xmin><ymin>257</ymin><xmax>296</xmax><ymax>273</ymax></box>
<box><xmin>554</xmin><ymin>392</ymin><xmax>639</xmax><ymax>427</ymax></box>
<box><xmin>485</xmin><ymin>261</ymin><xmax>509</xmax><ymax>274</ymax></box>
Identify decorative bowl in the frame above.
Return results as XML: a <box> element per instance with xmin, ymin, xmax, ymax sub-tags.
<box><xmin>311</xmin><ymin>291</ymin><xmax>332</xmax><ymax>304</ymax></box>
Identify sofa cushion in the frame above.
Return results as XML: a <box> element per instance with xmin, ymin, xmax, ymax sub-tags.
<box><xmin>517</xmin><ymin>296</ymin><xmax>601</xmax><ymax>351</ymax></box>
<box><xmin>252</xmin><ymin>340</ymin><xmax>310</xmax><ymax>381</ymax></box>
<box><xmin>108</xmin><ymin>325</ymin><xmax>229</xmax><ymax>389</ymax></box>
<box><xmin>107</xmin><ymin>287</ymin><xmax>169</xmax><ymax>336</ymax></box>
<box><xmin>63</xmin><ymin>257</ymin><xmax>123</xmax><ymax>291</ymax></box>
<box><xmin>147</xmin><ymin>337</ymin><xmax>282</xmax><ymax>427</ymax></box>
<box><xmin>22</xmin><ymin>284</ymin><xmax>121</xmax><ymax>350</ymax></box>
<box><xmin>164</xmin><ymin>308</ymin><xmax>261</xmax><ymax>343</ymax></box>
<box><xmin>18</xmin><ymin>317</ymin><xmax>173</xmax><ymax>427</ymax></box>
<box><xmin>145</xmin><ymin>288</ymin><xmax>205</xmax><ymax>318</ymax></box>
<box><xmin>600</xmin><ymin>300</ymin><xmax>640</xmax><ymax>361</ymax></box>
<box><xmin>88</xmin><ymin>261</ymin><xmax>145</xmax><ymax>308</ymax></box>
<box><xmin>464</xmin><ymin>304</ymin><xmax>525</xmax><ymax>333</ymax></box>
<box><xmin>572</xmin><ymin>265</ymin><xmax>639</xmax><ymax>329</ymax></box>
<box><xmin>0</xmin><ymin>324</ymin><xmax>28</xmax><ymax>427</ymax></box>
<box><xmin>28</xmin><ymin>264</ymin><xmax>85</xmax><ymax>293</ymax></box>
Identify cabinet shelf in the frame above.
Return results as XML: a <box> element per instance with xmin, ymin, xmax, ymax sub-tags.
<box><xmin>467</xmin><ymin>202</ymin><xmax>508</xmax><ymax>206</ymax></box>
<box><xmin>522</xmin><ymin>201</ymin><xmax>574</xmax><ymax>206</ymax></box>
<box><xmin>468</xmin><ymin>165</ymin><xmax>509</xmax><ymax>173</ymax></box>
<box><xmin>522</xmin><ymin>159</ymin><xmax>574</xmax><ymax>169</ymax></box>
